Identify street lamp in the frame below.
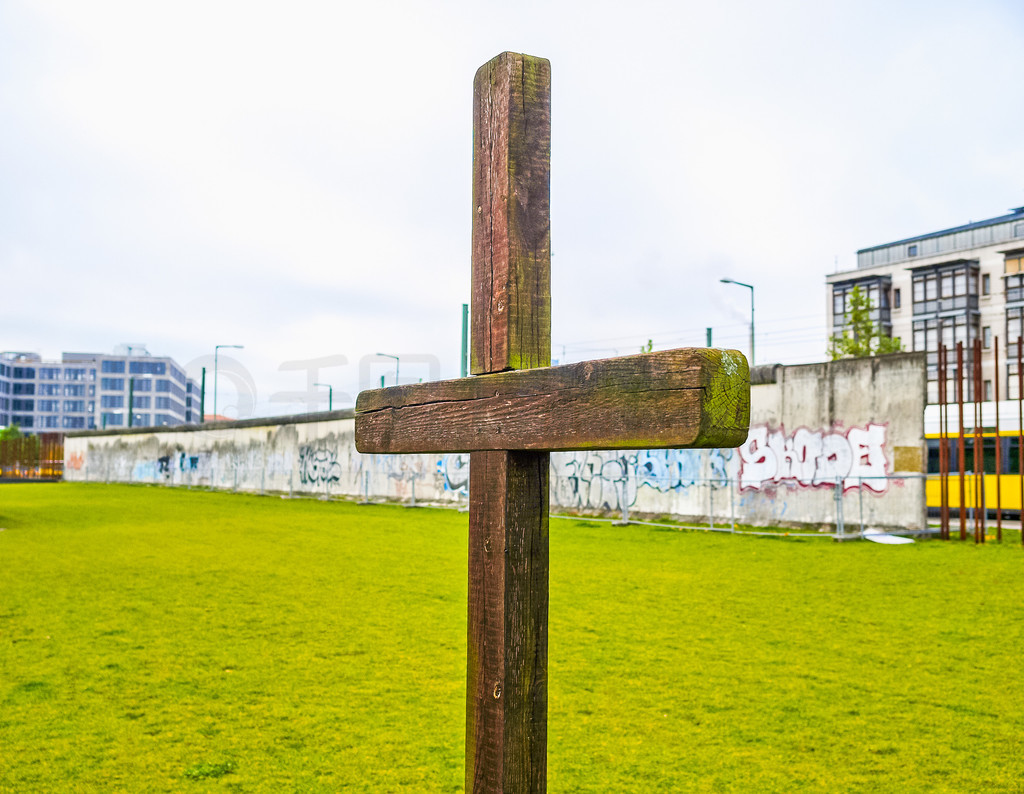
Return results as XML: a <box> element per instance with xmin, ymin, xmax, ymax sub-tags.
<box><xmin>376</xmin><ymin>352</ymin><xmax>400</xmax><ymax>386</ymax></box>
<box><xmin>126</xmin><ymin>345</ymin><xmax>141</xmax><ymax>429</ymax></box>
<box><xmin>214</xmin><ymin>344</ymin><xmax>244</xmax><ymax>420</ymax></box>
<box><xmin>314</xmin><ymin>381</ymin><xmax>333</xmax><ymax>411</ymax></box>
<box><xmin>720</xmin><ymin>278</ymin><xmax>755</xmax><ymax>366</ymax></box>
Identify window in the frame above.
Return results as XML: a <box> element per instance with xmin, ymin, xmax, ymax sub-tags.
<box><xmin>101</xmin><ymin>395</ymin><xmax>124</xmax><ymax>409</ymax></box>
<box><xmin>64</xmin><ymin>368</ymin><xmax>86</xmax><ymax>381</ymax></box>
<box><xmin>133</xmin><ymin>396</ymin><xmax>151</xmax><ymax>409</ymax></box>
<box><xmin>102</xmin><ymin>413</ymin><xmax>123</xmax><ymax>427</ymax></box>
<box><xmin>893</xmin><ymin>288</ymin><xmax>901</xmax><ymax>309</ymax></box>
<box><xmin>12</xmin><ymin>415</ymin><xmax>33</xmax><ymax>428</ymax></box>
<box><xmin>831</xmin><ymin>277</ymin><xmax>893</xmax><ymax>336</ymax></box>
<box><xmin>101</xmin><ymin>378</ymin><xmax>124</xmax><ymax>391</ymax></box>
<box><xmin>129</xmin><ymin>361</ymin><xmax>166</xmax><ymax>375</ymax></box>
<box><xmin>39</xmin><ymin>383</ymin><xmax>61</xmax><ymax>396</ymax></box>
<box><xmin>38</xmin><ymin>400</ymin><xmax>60</xmax><ymax>412</ymax></box>
<box><xmin>983</xmin><ymin>273</ymin><xmax>991</xmax><ymax>295</ymax></box>
<box><xmin>131</xmin><ymin>413</ymin><xmax>151</xmax><ymax>427</ymax></box>
<box><xmin>63</xmin><ymin>400</ymin><xmax>86</xmax><ymax>412</ymax></box>
<box><xmin>13</xmin><ymin>383</ymin><xmax>35</xmax><ymax>395</ymax></box>
<box><xmin>908</xmin><ymin>244</ymin><xmax>918</xmax><ymax>257</ymax></box>
<box><xmin>154</xmin><ymin>413</ymin><xmax>175</xmax><ymax>426</ymax></box>
<box><xmin>1015</xmin><ymin>223</ymin><xmax>1024</xmax><ymax>238</ymax></box>
<box><xmin>64</xmin><ymin>384</ymin><xmax>85</xmax><ymax>397</ymax></box>
<box><xmin>134</xmin><ymin>379</ymin><xmax>152</xmax><ymax>392</ymax></box>
<box><xmin>102</xmin><ymin>360</ymin><xmax>125</xmax><ymax>373</ymax></box>
<box><xmin>62</xmin><ymin>416</ymin><xmax>85</xmax><ymax>429</ymax></box>
<box><xmin>911</xmin><ymin>262</ymin><xmax>979</xmax><ymax>315</ymax></box>
<box><xmin>1007</xmin><ymin>273</ymin><xmax>1024</xmax><ymax>303</ymax></box>
<box><xmin>12</xmin><ymin>399</ymin><xmax>34</xmax><ymax>411</ymax></box>
<box><xmin>12</xmin><ymin>367</ymin><xmax>35</xmax><ymax>378</ymax></box>
<box><xmin>984</xmin><ymin>326</ymin><xmax>992</xmax><ymax>349</ymax></box>
<box><xmin>155</xmin><ymin>396</ymin><xmax>173</xmax><ymax>410</ymax></box>
<box><xmin>38</xmin><ymin>416</ymin><xmax>59</xmax><ymax>428</ymax></box>
<box><xmin>39</xmin><ymin>367</ymin><xmax>61</xmax><ymax>380</ymax></box>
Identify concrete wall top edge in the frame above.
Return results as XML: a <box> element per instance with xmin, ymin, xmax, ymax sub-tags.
<box><xmin>66</xmin><ymin>408</ymin><xmax>356</xmax><ymax>439</ymax></box>
<box><xmin>782</xmin><ymin>351</ymin><xmax>925</xmax><ymax>374</ymax></box>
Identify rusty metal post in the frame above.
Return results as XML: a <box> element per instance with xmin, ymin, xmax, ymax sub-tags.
<box><xmin>995</xmin><ymin>336</ymin><xmax>1002</xmax><ymax>541</ymax></box>
<box><xmin>972</xmin><ymin>337</ymin><xmax>984</xmax><ymax>543</ymax></box>
<box><xmin>939</xmin><ymin>345</ymin><xmax>950</xmax><ymax>540</ymax></box>
<box><xmin>1019</xmin><ymin>337</ymin><xmax>1023</xmax><ymax>545</ymax></box>
<box><xmin>957</xmin><ymin>342</ymin><xmax>967</xmax><ymax>541</ymax></box>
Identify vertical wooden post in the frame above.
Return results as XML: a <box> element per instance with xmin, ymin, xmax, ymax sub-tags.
<box><xmin>467</xmin><ymin>51</ymin><xmax>551</xmax><ymax>793</ymax></box>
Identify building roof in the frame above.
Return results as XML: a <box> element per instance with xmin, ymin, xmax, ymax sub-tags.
<box><xmin>858</xmin><ymin>207</ymin><xmax>1024</xmax><ymax>255</ymax></box>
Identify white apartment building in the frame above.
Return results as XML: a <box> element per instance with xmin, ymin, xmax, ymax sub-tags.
<box><xmin>827</xmin><ymin>206</ymin><xmax>1024</xmax><ymax>404</ymax></box>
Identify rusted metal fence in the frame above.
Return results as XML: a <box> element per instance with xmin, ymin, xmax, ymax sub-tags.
<box><xmin>932</xmin><ymin>338</ymin><xmax>1024</xmax><ymax>544</ymax></box>
<box><xmin>0</xmin><ymin>433</ymin><xmax>64</xmax><ymax>480</ymax></box>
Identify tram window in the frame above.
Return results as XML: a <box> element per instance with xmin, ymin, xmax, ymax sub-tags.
<box><xmin>926</xmin><ymin>439</ymin><xmax>940</xmax><ymax>474</ymax></box>
<box><xmin>1007</xmin><ymin>438</ymin><xmax>1022</xmax><ymax>474</ymax></box>
<box><xmin>984</xmin><ymin>438</ymin><xmax>997</xmax><ymax>474</ymax></box>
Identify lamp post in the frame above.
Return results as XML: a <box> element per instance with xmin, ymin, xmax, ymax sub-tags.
<box><xmin>214</xmin><ymin>344</ymin><xmax>244</xmax><ymax>421</ymax></box>
<box><xmin>314</xmin><ymin>381</ymin><xmax>333</xmax><ymax>411</ymax></box>
<box><xmin>720</xmin><ymin>278</ymin><xmax>754</xmax><ymax>366</ymax></box>
<box><xmin>126</xmin><ymin>345</ymin><xmax>140</xmax><ymax>428</ymax></box>
<box><xmin>376</xmin><ymin>352</ymin><xmax>400</xmax><ymax>386</ymax></box>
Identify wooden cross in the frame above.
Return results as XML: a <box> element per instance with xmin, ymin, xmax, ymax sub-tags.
<box><xmin>354</xmin><ymin>52</ymin><xmax>750</xmax><ymax>793</ymax></box>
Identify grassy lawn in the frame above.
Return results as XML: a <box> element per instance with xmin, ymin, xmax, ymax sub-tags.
<box><xmin>1</xmin><ymin>483</ymin><xmax>1022</xmax><ymax>792</ymax></box>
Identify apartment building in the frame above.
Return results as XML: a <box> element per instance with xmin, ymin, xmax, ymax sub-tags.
<box><xmin>0</xmin><ymin>346</ymin><xmax>200</xmax><ymax>433</ymax></box>
<box><xmin>827</xmin><ymin>206</ymin><xmax>1024</xmax><ymax>404</ymax></box>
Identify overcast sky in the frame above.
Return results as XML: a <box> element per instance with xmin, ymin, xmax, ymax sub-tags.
<box><xmin>3</xmin><ymin>0</ymin><xmax>1023</xmax><ymax>418</ymax></box>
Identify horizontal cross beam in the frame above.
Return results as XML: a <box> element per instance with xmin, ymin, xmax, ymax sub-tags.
<box><xmin>354</xmin><ymin>348</ymin><xmax>749</xmax><ymax>454</ymax></box>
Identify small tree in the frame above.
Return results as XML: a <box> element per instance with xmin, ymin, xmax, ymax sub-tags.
<box><xmin>828</xmin><ymin>285</ymin><xmax>903</xmax><ymax>360</ymax></box>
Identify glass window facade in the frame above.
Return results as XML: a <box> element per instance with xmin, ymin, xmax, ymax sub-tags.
<box><xmin>831</xmin><ymin>276</ymin><xmax>893</xmax><ymax>337</ymax></box>
<box><xmin>911</xmin><ymin>260</ymin><xmax>981</xmax><ymax>403</ymax></box>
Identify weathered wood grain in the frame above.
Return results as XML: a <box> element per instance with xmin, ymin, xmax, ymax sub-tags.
<box><xmin>471</xmin><ymin>52</ymin><xmax>551</xmax><ymax>375</ymax></box>
<box><xmin>354</xmin><ymin>348</ymin><xmax>750</xmax><ymax>453</ymax></box>
<box><xmin>468</xmin><ymin>51</ymin><xmax>551</xmax><ymax>793</ymax></box>
<box><xmin>466</xmin><ymin>450</ymin><xmax>548</xmax><ymax>793</ymax></box>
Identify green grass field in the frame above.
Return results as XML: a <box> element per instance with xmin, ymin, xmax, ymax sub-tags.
<box><xmin>2</xmin><ymin>484</ymin><xmax>1022</xmax><ymax>792</ymax></box>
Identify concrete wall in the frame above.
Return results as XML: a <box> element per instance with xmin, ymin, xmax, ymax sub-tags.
<box><xmin>65</xmin><ymin>352</ymin><xmax>927</xmax><ymax>530</ymax></box>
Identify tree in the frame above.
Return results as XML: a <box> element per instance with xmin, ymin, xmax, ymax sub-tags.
<box><xmin>0</xmin><ymin>425</ymin><xmax>23</xmax><ymax>441</ymax></box>
<box><xmin>828</xmin><ymin>285</ymin><xmax>903</xmax><ymax>360</ymax></box>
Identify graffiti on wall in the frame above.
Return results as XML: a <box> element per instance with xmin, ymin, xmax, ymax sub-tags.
<box><xmin>737</xmin><ymin>423</ymin><xmax>889</xmax><ymax>492</ymax></box>
<box><xmin>552</xmin><ymin>448</ymin><xmax>734</xmax><ymax>512</ymax></box>
<box><xmin>299</xmin><ymin>444</ymin><xmax>342</xmax><ymax>485</ymax></box>
<box><xmin>439</xmin><ymin>453</ymin><xmax>470</xmax><ymax>493</ymax></box>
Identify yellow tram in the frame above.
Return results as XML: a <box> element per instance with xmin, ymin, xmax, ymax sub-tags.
<box><xmin>924</xmin><ymin>402</ymin><xmax>1024</xmax><ymax>515</ymax></box>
